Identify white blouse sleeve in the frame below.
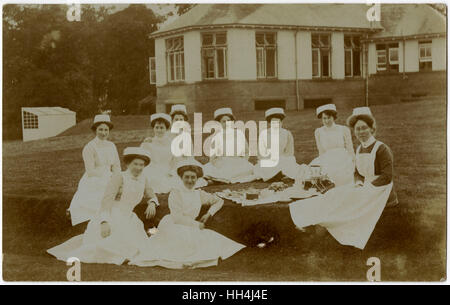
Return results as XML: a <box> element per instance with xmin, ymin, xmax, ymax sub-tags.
<box><xmin>82</xmin><ymin>142</ymin><xmax>103</xmax><ymax>177</ymax></box>
<box><xmin>314</xmin><ymin>128</ymin><xmax>325</xmax><ymax>155</ymax></box>
<box><xmin>200</xmin><ymin>190</ymin><xmax>224</xmax><ymax>216</ymax></box>
<box><xmin>168</xmin><ymin>190</ymin><xmax>201</xmax><ymax>228</ymax></box>
<box><xmin>342</xmin><ymin>126</ymin><xmax>355</xmax><ymax>157</ymax></box>
<box><xmin>111</xmin><ymin>142</ymin><xmax>121</xmax><ymax>174</ymax></box>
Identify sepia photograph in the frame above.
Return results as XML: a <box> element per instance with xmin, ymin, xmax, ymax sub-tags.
<box><xmin>1</xmin><ymin>1</ymin><xmax>447</xmax><ymax>286</ymax></box>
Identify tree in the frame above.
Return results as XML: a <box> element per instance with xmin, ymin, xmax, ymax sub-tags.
<box><xmin>3</xmin><ymin>4</ymin><xmax>163</xmax><ymax>140</ymax></box>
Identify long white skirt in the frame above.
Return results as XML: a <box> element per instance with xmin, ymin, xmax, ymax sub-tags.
<box><xmin>129</xmin><ymin>215</ymin><xmax>246</xmax><ymax>269</ymax></box>
<box><xmin>310</xmin><ymin>148</ymin><xmax>354</xmax><ymax>187</ymax></box>
<box><xmin>69</xmin><ymin>172</ymin><xmax>111</xmax><ymax>226</ymax></box>
<box><xmin>204</xmin><ymin>157</ymin><xmax>255</xmax><ymax>183</ymax></box>
<box><xmin>289</xmin><ymin>182</ymin><xmax>393</xmax><ymax>249</ymax></box>
<box><xmin>47</xmin><ymin>208</ymin><xmax>149</xmax><ymax>265</ymax></box>
<box><xmin>254</xmin><ymin>156</ymin><xmax>299</xmax><ymax>181</ymax></box>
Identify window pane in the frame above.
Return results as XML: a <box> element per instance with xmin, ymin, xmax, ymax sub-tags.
<box><xmin>320</xmin><ymin>35</ymin><xmax>330</xmax><ymax>47</ymax></box>
<box><xmin>208</xmin><ymin>58</ymin><xmax>215</xmax><ymax>78</ymax></box>
<box><xmin>312</xmin><ymin>49</ymin><xmax>319</xmax><ymax>76</ymax></box>
<box><xmin>265</xmin><ymin>33</ymin><xmax>275</xmax><ymax>45</ymax></box>
<box><xmin>420</xmin><ymin>48</ymin><xmax>425</xmax><ymax>58</ymax></box>
<box><xmin>217</xmin><ymin>49</ymin><xmax>225</xmax><ymax>78</ymax></box>
<box><xmin>322</xmin><ymin>51</ymin><xmax>329</xmax><ymax>77</ymax></box>
<box><xmin>426</xmin><ymin>47</ymin><xmax>432</xmax><ymax>57</ymax></box>
<box><xmin>353</xmin><ymin>36</ymin><xmax>360</xmax><ymax>48</ymax></box>
<box><xmin>345</xmin><ymin>49</ymin><xmax>352</xmax><ymax>76</ymax></box>
<box><xmin>202</xmin><ymin>34</ymin><xmax>213</xmax><ymax>46</ymax></box>
<box><xmin>344</xmin><ymin>36</ymin><xmax>352</xmax><ymax>48</ymax></box>
<box><xmin>256</xmin><ymin>48</ymin><xmax>264</xmax><ymax>77</ymax></box>
<box><xmin>216</xmin><ymin>33</ymin><xmax>227</xmax><ymax>45</ymax></box>
<box><xmin>311</xmin><ymin>35</ymin><xmax>319</xmax><ymax>48</ymax></box>
<box><xmin>353</xmin><ymin>50</ymin><xmax>361</xmax><ymax>76</ymax></box>
<box><xmin>266</xmin><ymin>48</ymin><xmax>276</xmax><ymax>77</ymax></box>
<box><xmin>389</xmin><ymin>48</ymin><xmax>399</xmax><ymax>63</ymax></box>
<box><xmin>169</xmin><ymin>54</ymin><xmax>174</xmax><ymax>80</ymax></box>
<box><xmin>256</xmin><ymin>33</ymin><xmax>265</xmax><ymax>46</ymax></box>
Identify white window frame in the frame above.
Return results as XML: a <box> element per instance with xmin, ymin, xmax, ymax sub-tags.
<box><xmin>201</xmin><ymin>32</ymin><xmax>228</xmax><ymax>80</ymax></box>
<box><xmin>256</xmin><ymin>32</ymin><xmax>277</xmax><ymax>78</ymax></box>
<box><xmin>149</xmin><ymin>57</ymin><xmax>156</xmax><ymax>84</ymax></box>
<box><xmin>166</xmin><ymin>36</ymin><xmax>185</xmax><ymax>82</ymax></box>
<box><xmin>419</xmin><ymin>42</ymin><xmax>432</xmax><ymax>63</ymax></box>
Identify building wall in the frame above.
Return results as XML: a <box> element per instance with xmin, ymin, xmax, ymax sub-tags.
<box><xmin>368</xmin><ymin>37</ymin><xmax>446</xmax><ymax>75</ymax></box>
<box><xmin>185</xmin><ymin>31</ymin><xmax>202</xmax><ymax>83</ymax></box>
<box><xmin>154</xmin><ymin>28</ymin><xmax>446</xmax><ymax>113</ymax></box>
<box><xmin>331</xmin><ymin>32</ymin><xmax>345</xmax><ymax>79</ymax></box>
<box><xmin>297</xmin><ymin>31</ymin><xmax>313</xmax><ymax>79</ymax></box>
<box><xmin>228</xmin><ymin>29</ymin><xmax>257</xmax><ymax>80</ymax></box>
<box><xmin>432</xmin><ymin>37</ymin><xmax>446</xmax><ymax>71</ymax></box>
<box><xmin>368</xmin><ymin>70</ymin><xmax>446</xmax><ymax>105</ymax></box>
<box><xmin>404</xmin><ymin>40</ymin><xmax>419</xmax><ymax>72</ymax></box>
<box><xmin>277</xmin><ymin>30</ymin><xmax>296</xmax><ymax>80</ymax></box>
<box><xmin>155</xmin><ymin>38</ymin><xmax>167</xmax><ymax>87</ymax></box>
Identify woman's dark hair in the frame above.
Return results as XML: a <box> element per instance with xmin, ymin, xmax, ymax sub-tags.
<box><xmin>349</xmin><ymin>115</ymin><xmax>376</xmax><ymax>131</ymax></box>
<box><xmin>318</xmin><ymin>110</ymin><xmax>337</xmax><ymax>120</ymax></box>
<box><xmin>177</xmin><ymin>165</ymin><xmax>203</xmax><ymax>178</ymax></box>
<box><xmin>151</xmin><ymin>118</ymin><xmax>170</xmax><ymax>129</ymax></box>
<box><xmin>171</xmin><ymin>112</ymin><xmax>188</xmax><ymax>122</ymax></box>
<box><xmin>91</xmin><ymin>122</ymin><xmax>113</xmax><ymax>132</ymax></box>
<box><xmin>266</xmin><ymin>114</ymin><xmax>285</xmax><ymax>122</ymax></box>
<box><xmin>123</xmin><ymin>155</ymin><xmax>150</xmax><ymax>166</ymax></box>
<box><xmin>215</xmin><ymin>114</ymin><xmax>235</xmax><ymax>122</ymax></box>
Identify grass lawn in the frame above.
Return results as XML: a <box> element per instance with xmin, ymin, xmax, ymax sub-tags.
<box><xmin>2</xmin><ymin>99</ymin><xmax>447</xmax><ymax>282</ymax></box>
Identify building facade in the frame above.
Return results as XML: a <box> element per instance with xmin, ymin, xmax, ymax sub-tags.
<box><xmin>149</xmin><ymin>4</ymin><xmax>446</xmax><ymax>113</ymax></box>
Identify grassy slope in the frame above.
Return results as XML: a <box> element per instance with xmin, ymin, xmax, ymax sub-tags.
<box><xmin>2</xmin><ymin>99</ymin><xmax>447</xmax><ymax>281</ymax></box>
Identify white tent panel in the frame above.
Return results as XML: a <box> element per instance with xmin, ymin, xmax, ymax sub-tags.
<box><xmin>22</xmin><ymin>107</ymin><xmax>76</xmax><ymax>142</ymax></box>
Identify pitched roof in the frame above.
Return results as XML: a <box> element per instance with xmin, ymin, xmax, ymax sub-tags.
<box><xmin>372</xmin><ymin>4</ymin><xmax>446</xmax><ymax>39</ymax></box>
<box><xmin>152</xmin><ymin>4</ymin><xmax>383</xmax><ymax>37</ymax></box>
<box><xmin>22</xmin><ymin>107</ymin><xmax>75</xmax><ymax>116</ymax></box>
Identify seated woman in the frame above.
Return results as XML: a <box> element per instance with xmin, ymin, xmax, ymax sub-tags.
<box><xmin>289</xmin><ymin>107</ymin><xmax>398</xmax><ymax>250</ymax></box>
<box><xmin>130</xmin><ymin>159</ymin><xmax>245</xmax><ymax>269</ymax></box>
<box><xmin>310</xmin><ymin>104</ymin><xmax>355</xmax><ymax>186</ymax></box>
<box><xmin>68</xmin><ymin>114</ymin><xmax>121</xmax><ymax>226</ymax></box>
<box><xmin>169</xmin><ymin>104</ymin><xmax>207</xmax><ymax>188</ymax></box>
<box><xmin>203</xmin><ymin>107</ymin><xmax>255</xmax><ymax>184</ymax></box>
<box><xmin>141</xmin><ymin>113</ymin><xmax>176</xmax><ymax>193</ymax></box>
<box><xmin>254</xmin><ymin>108</ymin><xmax>299</xmax><ymax>181</ymax></box>
<box><xmin>48</xmin><ymin>147</ymin><xmax>159</xmax><ymax>265</ymax></box>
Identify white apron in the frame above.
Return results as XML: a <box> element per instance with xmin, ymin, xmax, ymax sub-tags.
<box><xmin>48</xmin><ymin>172</ymin><xmax>149</xmax><ymax>265</ymax></box>
<box><xmin>289</xmin><ymin>141</ymin><xmax>393</xmax><ymax>249</ymax></box>
<box><xmin>69</xmin><ymin>143</ymin><xmax>116</xmax><ymax>226</ymax></box>
<box><xmin>130</xmin><ymin>188</ymin><xmax>245</xmax><ymax>269</ymax></box>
